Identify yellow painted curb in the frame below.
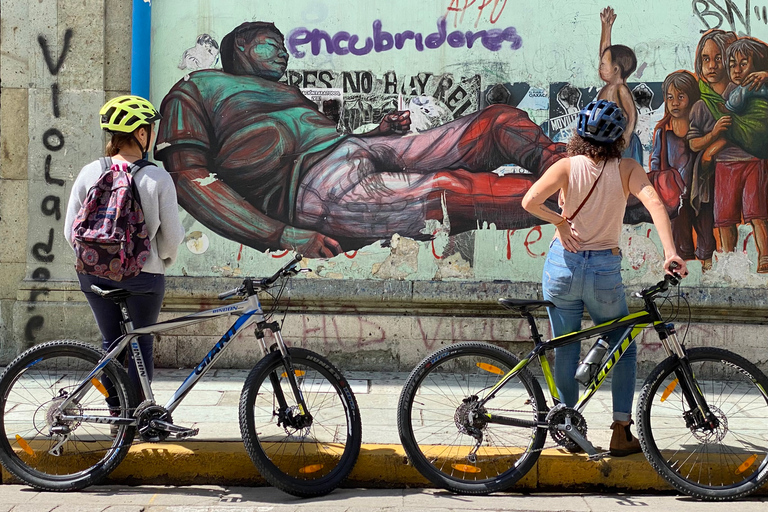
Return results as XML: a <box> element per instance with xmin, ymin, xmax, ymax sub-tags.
<box><xmin>1</xmin><ymin>443</ymin><xmax>766</xmax><ymax>496</ymax></box>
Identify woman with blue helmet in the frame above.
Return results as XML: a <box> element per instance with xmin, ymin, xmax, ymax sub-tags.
<box><xmin>522</xmin><ymin>99</ymin><xmax>688</xmax><ymax>456</ymax></box>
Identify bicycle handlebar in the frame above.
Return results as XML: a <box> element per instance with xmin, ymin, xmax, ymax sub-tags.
<box><xmin>217</xmin><ymin>254</ymin><xmax>304</xmax><ymax>300</ymax></box>
<box><xmin>639</xmin><ymin>271</ymin><xmax>681</xmax><ymax>300</ymax></box>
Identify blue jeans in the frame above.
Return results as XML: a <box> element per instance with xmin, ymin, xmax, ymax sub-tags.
<box><xmin>542</xmin><ymin>238</ymin><xmax>635</xmax><ymax>422</ymax></box>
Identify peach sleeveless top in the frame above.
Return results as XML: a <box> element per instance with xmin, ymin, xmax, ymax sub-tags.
<box><xmin>558</xmin><ymin>155</ymin><xmax>628</xmax><ymax>250</ymax></box>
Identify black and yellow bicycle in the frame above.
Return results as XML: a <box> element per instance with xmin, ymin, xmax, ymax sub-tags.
<box><xmin>397</xmin><ymin>272</ymin><xmax>768</xmax><ymax>500</ymax></box>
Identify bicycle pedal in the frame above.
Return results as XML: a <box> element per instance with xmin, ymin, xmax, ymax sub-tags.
<box><xmin>588</xmin><ymin>450</ymin><xmax>611</xmax><ymax>461</ymax></box>
<box><xmin>172</xmin><ymin>427</ymin><xmax>200</xmax><ymax>439</ymax></box>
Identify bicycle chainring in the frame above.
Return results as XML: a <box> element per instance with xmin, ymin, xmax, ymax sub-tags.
<box><xmin>546</xmin><ymin>403</ymin><xmax>588</xmax><ymax>452</ymax></box>
<box><xmin>136</xmin><ymin>402</ymin><xmax>173</xmax><ymax>442</ymax></box>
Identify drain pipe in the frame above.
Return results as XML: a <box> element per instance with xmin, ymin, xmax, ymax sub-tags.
<box><xmin>130</xmin><ymin>0</ymin><xmax>152</xmax><ymax>98</ymax></box>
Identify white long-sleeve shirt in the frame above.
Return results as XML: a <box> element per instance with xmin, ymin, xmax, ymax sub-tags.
<box><xmin>64</xmin><ymin>159</ymin><xmax>186</xmax><ymax>275</ymax></box>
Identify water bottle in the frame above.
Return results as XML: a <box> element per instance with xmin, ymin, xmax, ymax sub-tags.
<box><xmin>574</xmin><ymin>337</ymin><xmax>611</xmax><ymax>386</ymax></box>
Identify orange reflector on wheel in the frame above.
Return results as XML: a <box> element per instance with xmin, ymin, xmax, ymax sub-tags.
<box><xmin>91</xmin><ymin>378</ymin><xmax>109</xmax><ymax>398</ymax></box>
<box><xmin>476</xmin><ymin>363</ymin><xmax>503</xmax><ymax>375</ymax></box>
<box><xmin>299</xmin><ymin>464</ymin><xmax>324</xmax><ymax>474</ymax></box>
<box><xmin>452</xmin><ymin>463</ymin><xmax>482</xmax><ymax>473</ymax></box>
<box><xmin>660</xmin><ymin>379</ymin><xmax>678</xmax><ymax>402</ymax></box>
<box><xmin>736</xmin><ymin>454</ymin><xmax>758</xmax><ymax>474</ymax></box>
<box><xmin>280</xmin><ymin>370</ymin><xmax>306</xmax><ymax>378</ymax></box>
<box><xmin>15</xmin><ymin>435</ymin><xmax>34</xmax><ymax>457</ymax></box>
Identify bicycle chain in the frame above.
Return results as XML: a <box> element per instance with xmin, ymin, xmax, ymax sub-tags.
<box><xmin>480</xmin><ymin>407</ymin><xmax>572</xmax><ymax>454</ymax></box>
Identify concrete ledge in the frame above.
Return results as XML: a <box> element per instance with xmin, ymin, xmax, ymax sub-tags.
<box><xmin>3</xmin><ymin>442</ymin><xmax>765</xmax><ymax>495</ymax></box>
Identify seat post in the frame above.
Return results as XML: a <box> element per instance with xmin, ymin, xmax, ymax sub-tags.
<box><xmin>118</xmin><ymin>300</ymin><xmax>134</xmax><ymax>334</ymax></box>
<box><xmin>522</xmin><ymin>311</ymin><xmax>544</xmax><ymax>345</ymax></box>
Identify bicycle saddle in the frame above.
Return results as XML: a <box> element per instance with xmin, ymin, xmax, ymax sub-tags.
<box><xmin>498</xmin><ymin>298</ymin><xmax>554</xmax><ymax>313</ymax></box>
<box><xmin>90</xmin><ymin>285</ymin><xmax>152</xmax><ymax>301</ymax></box>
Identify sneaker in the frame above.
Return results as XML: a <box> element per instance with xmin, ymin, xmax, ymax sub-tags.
<box><xmin>609</xmin><ymin>420</ymin><xmax>642</xmax><ymax>457</ymax></box>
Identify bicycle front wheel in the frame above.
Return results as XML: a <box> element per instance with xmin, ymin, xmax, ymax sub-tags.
<box><xmin>637</xmin><ymin>347</ymin><xmax>768</xmax><ymax>500</ymax></box>
<box><xmin>397</xmin><ymin>342</ymin><xmax>547</xmax><ymax>494</ymax></box>
<box><xmin>0</xmin><ymin>340</ymin><xmax>138</xmax><ymax>491</ymax></box>
<box><xmin>239</xmin><ymin>348</ymin><xmax>362</xmax><ymax>497</ymax></box>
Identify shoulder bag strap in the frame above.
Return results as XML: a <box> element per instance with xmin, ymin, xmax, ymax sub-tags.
<box><xmin>565</xmin><ymin>160</ymin><xmax>607</xmax><ymax>223</ymax></box>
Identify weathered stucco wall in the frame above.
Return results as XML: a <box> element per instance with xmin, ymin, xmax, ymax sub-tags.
<box><xmin>1</xmin><ymin>0</ymin><xmax>767</xmax><ymax>373</ymax></box>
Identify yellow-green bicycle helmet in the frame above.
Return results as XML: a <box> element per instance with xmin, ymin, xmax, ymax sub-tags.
<box><xmin>99</xmin><ymin>95</ymin><xmax>161</xmax><ymax>133</ymax></box>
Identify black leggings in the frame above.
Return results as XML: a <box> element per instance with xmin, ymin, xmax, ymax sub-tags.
<box><xmin>78</xmin><ymin>272</ymin><xmax>165</xmax><ymax>399</ymax></box>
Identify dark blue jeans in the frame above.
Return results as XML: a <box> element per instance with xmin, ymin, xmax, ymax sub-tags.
<box><xmin>78</xmin><ymin>272</ymin><xmax>165</xmax><ymax>400</ymax></box>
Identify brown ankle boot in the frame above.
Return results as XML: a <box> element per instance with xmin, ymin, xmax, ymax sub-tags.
<box><xmin>609</xmin><ymin>420</ymin><xmax>642</xmax><ymax>457</ymax></box>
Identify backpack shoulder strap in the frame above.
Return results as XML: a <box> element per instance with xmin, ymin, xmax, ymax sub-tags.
<box><xmin>98</xmin><ymin>157</ymin><xmax>113</xmax><ymax>173</ymax></box>
<box><xmin>128</xmin><ymin>158</ymin><xmax>153</xmax><ymax>176</ymax></box>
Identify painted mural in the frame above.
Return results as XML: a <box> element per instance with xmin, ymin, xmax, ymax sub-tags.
<box><xmin>149</xmin><ymin>1</ymin><xmax>768</xmax><ymax>283</ymax></box>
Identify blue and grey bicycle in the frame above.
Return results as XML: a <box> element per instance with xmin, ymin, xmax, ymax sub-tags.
<box><xmin>0</xmin><ymin>254</ymin><xmax>362</xmax><ymax>497</ymax></box>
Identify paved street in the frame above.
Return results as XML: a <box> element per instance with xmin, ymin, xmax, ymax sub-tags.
<box><xmin>0</xmin><ymin>485</ymin><xmax>766</xmax><ymax>511</ymax></box>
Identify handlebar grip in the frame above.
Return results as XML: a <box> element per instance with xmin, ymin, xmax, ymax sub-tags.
<box><xmin>217</xmin><ymin>287</ymin><xmax>241</xmax><ymax>300</ymax></box>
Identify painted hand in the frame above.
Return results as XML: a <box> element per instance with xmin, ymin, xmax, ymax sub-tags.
<box><xmin>713</xmin><ymin>115</ymin><xmax>732</xmax><ymax>135</ymax></box>
<box><xmin>600</xmin><ymin>6</ymin><xmax>616</xmax><ymax>26</ymax></box>
<box><xmin>280</xmin><ymin>226</ymin><xmax>343</xmax><ymax>259</ymax></box>
<box><xmin>742</xmin><ymin>71</ymin><xmax>768</xmax><ymax>91</ymax></box>
<box><xmin>378</xmin><ymin>110</ymin><xmax>411</xmax><ymax>135</ymax></box>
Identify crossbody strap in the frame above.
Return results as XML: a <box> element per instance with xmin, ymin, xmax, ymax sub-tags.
<box><xmin>565</xmin><ymin>160</ymin><xmax>607</xmax><ymax>223</ymax></box>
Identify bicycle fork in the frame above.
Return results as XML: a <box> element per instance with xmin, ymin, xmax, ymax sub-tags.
<box><xmin>256</xmin><ymin>322</ymin><xmax>313</xmax><ymax>430</ymax></box>
<box><xmin>657</xmin><ymin>324</ymin><xmax>719</xmax><ymax>430</ymax></box>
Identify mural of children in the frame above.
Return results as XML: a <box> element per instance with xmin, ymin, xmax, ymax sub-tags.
<box><xmin>597</xmin><ymin>6</ymin><xmax>642</xmax><ymax>164</ymax></box>
<box><xmin>651</xmin><ymin>71</ymin><xmax>715</xmax><ymax>271</ymax></box>
<box><xmin>688</xmin><ymin>30</ymin><xmax>768</xmax><ymax>272</ymax></box>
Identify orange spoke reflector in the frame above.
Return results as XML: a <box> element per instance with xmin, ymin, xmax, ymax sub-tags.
<box><xmin>476</xmin><ymin>363</ymin><xmax>503</xmax><ymax>375</ymax></box>
<box><xmin>15</xmin><ymin>435</ymin><xmax>34</xmax><ymax>457</ymax></box>
<box><xmin>280</xmin><ymin>370</ymin><xmax>307</xmax><ymax>378</ymax></box>
<box><xmin>91</xmin><ymin>378</ymin><xmax>109</xmax><ymax>398</ymax></box>
<box><xmin>660</xmin><ymin>379</ymin><xmax>678</xmax><ymax>402</ymax></box>
<box><xmin>736</xmin><ymin>454</ymin><xmax>758</xmax><ymax>474</ymax></box>
<box><xmin>299</xmin><ymin>464</ymin><xmax>324</xmax><ymax>474</ymax></box>
<box><xmin>452</xmin><ymin>464</ymin><xmax>482</xmax><ymax>473</ymax></box>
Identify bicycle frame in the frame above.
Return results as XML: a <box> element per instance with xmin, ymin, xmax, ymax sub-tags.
<box><xmin>476</xmin><ymin>292</ymin><xmax>714</xmax><ymax>438</ymax></box>
<box><xmin>56</xmin><ymin>288</ymin><xmax>292</xmax><ymax>426</ymax></box>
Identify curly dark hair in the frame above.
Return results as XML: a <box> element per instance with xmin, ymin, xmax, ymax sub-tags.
<box><xmin>566</xmin><ymin>133</ymin><xmax>625</xmax><ymax>161</ymax></box>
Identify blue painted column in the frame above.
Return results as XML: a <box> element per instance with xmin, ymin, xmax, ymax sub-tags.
<box><xmin>131</xmin><ymin>0</ymin><xmax>152</xmax><ymax>98</ymax></box>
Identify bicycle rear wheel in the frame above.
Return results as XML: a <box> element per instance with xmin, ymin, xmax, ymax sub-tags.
<box><xmin>637</xmin><ymin>347</ymin><xmax>768</xmax><ymax>500</ymax></box>
<box><xmin>0</xmin><ymin>340</ymin><xmax>138</xmax><ymax>490</ymax></box>
<box><xmin>239</xmin><ymin>348</ymin><xmax>362</xmax><ymax>497</ymax></box>
<box><xmin>397</xmin><ymin>342</ymin><xmax>547</xmax><ymax>494</ymax></box>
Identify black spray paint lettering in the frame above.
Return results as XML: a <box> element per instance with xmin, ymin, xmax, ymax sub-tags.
<box><xmin>26</xmin><ymin>29</ymin><xmax>72</xmax><ymax>343</ymax></box>
<box><xmin>692</xmin><ymin>0</ymin><xmax>754</xmax><ymax>35</ymax></box>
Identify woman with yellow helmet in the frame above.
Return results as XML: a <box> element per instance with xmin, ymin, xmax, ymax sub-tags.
<box><xmin>64</xmin><ymin>95</ymin><xmax>185</xmax><ymax>403</ymax></box>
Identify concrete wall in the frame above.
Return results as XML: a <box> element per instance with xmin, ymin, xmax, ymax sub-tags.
<box><xmin>1</xmin><ymin>0</ymin><xmax>767</xmax><ymax>374</ymax></box>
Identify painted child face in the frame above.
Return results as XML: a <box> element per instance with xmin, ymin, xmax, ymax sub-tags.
<box><xmin>241</xmin><ymin>31</ymin><xmax>289</xmax><ymax>80</ymax></box>
<box><xmin>729</xmin><ymin>51</ymin><xmax>755</xmax><ymax>85</ymax></box>
<box><xmin>599</xmin><ymin>50</ymin><xmax>620</xmax><ymax>81</ymax></box>
<box><xmin>700</xmin><ymin>39</ymin><xmax>727</xmax><ymax>84</ymax></box>
<box><xmin>665</xmin><ymin>85</ymin><xmax>690</xmax><ymax>119</ymax></box>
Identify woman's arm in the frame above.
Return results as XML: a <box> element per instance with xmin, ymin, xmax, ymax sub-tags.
<box><xmin>522</xmin><ymin>158</ymin><xmax>582</xmax><ymax>252</ymax></box>
<box><xmin>625</xmin><ymin>160</ymin><xmax>688</xmax><ymax>275</ymax></box>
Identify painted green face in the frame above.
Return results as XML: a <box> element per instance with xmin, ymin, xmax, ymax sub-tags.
<box><xmin>241</xmin><ymin>31</ymin><xmax>288</xmax><ymax>80</ymax></box>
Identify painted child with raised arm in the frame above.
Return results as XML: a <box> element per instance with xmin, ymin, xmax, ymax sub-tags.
<box><xmin>597</xmin><ymin>6</ymin><xmax>642</xmax><ymax>164</ymax></box>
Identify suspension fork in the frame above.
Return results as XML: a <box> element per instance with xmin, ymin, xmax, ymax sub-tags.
<box><xmin>257</xmin><ymin>322</ymin><xmax>313</xmax><ymax>425</ymax></box>
<box><xmin>658</xmin><ymin>324</ymin><xmax>718</xmax><ymax>429</ymax></box>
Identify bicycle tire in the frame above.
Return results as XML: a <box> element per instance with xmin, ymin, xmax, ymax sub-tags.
<box><xmin>0</xmin><ymin>340</ymin><xmax>139</xmax><ymax>491</ymax></box>
<box><xmin>397</xmin><ymin>342</ymin><xmax>547</xmax><ymax>494</ymax></box>
<box><xmin>239</xmin><ymin>348</ymin><xmax>362</xmax><ymax>497</ymax></box>
<box><xmin>637</xmin><ymin>347</ymin><xmax>768</xmax><ymax>500</ymax></box>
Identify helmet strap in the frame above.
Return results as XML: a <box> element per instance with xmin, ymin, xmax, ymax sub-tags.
<box><xmin>132</xmin><ymin>132</ymin><xmax>149</xmax><ymax>160</ymax></box>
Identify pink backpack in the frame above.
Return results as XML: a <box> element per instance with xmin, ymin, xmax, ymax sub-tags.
<box><xmin>72</xmin><ymin>157</ymin><xmax>152</xmax><ymax>281</ymax></box>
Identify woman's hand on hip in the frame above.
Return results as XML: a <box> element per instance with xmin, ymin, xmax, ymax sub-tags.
<box><xmin>556</xmin><ymin>221</ymin><xmax>581</xmax><ymax>252</ymax></box>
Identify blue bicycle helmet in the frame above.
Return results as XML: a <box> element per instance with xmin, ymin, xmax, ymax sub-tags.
<box><xmin>576</xmin><ymin>99</ymin><xmax>627</xmax><ymax>143</ymax></box>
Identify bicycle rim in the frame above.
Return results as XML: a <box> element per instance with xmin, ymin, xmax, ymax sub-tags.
<box><xmin>239</xmin><ymin>348</ymin><xmax>361</xmax><ymax>497</ymax></box>
<box><xmin>638</xmin><ymin>347</ymin><xmax>768</xmax><ymax>500</ymax></box>
<box><xmin>0</xmin><ymin>341</ymin><xmax>136</xmax><ymax>490</ymax></box>
<box><xmin>398</xmin><ymin>342</ymin><xmax>546</xmax><ymax>494</ymax></box>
